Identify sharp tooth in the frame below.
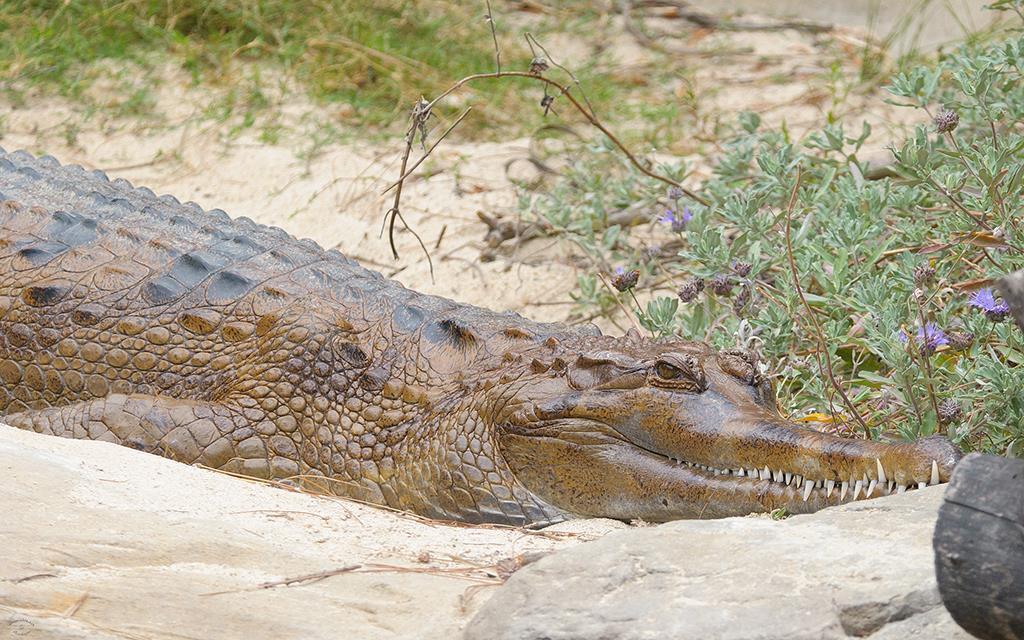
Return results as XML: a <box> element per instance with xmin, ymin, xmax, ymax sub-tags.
<box><xmin>867</xmin><ymin>479</ymin><xmax>878</xmax><ymax>497</ymax></box>
<box><xmin>762</xmin><ymin>465</ymin><xmax>771</xmax><ymax>480</ymax></box>
<box><xmin>826</xmin><ymin>480</ymin><xmax>835</xmax><ymax>497</ymax></box>
<box><xmin>785</xmin><ymin>472</ymin><xmax>793</xmax><ymax>485</ymax></box>
<box><xmin>803</xmin><ymin>481</ymin><xmax>814</xmax><ymax>501</ymax></box>
<box><xmin>736</xmin><ymin>468</ymin><xmax>744</xmax><ymax>477</ymax></box>
<box><xmin>897</xmin><ymin>484</ymin><xmax>907</xmax><ymax>494</ymax></box>
<box><xmin>805</xmin><ymin>477</ymin><xmax>814</xmax><ymax>488</ymax></box>
<box><xmin>853</xmin><ymin>480</ymin><xmax>863</xmax><ymax>500</ymax></box>
<box><xmin>889</xmin><ymin>481</ymin><xmax>896</xmax><ymax>493</ymax></box>
<box><xmin>840</xmin><ymin>481</ymin><xmax>848</xmax><ymax>500</ymax></box>
<box><xmin>876</xmin><ymin>459</ymin><xmax>886</xmax><ymax>484</ymax></box>
<box><xmin>931</xmin><ymin>460</ymin><xmax>939</xmax><ymax>486</ymax></box>
<box><xmin>862</xmin><ymin>473</ymin><xmax>869</xmax><ymax>484</ymax></box>
<box><xmin>918</xmin><ymin>482</ymin><xmax>927</xmax><ymax>490</ymax></box>
<box><xmin>795</xmin><ymin>475</ymin><xmax>803</xmax><ymax>487</ymax></box>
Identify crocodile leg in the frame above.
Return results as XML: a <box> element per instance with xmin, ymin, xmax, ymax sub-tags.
<box><xmin>3</xmin><ymin>394</ymin><xmax>266</xmax><ymax>476</ymax></box>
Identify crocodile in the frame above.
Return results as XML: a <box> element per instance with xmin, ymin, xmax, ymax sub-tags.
<box><xmin>0</xmin><ymin>148</ymin><xmax>961</xmax><ymax>526</ymax></box>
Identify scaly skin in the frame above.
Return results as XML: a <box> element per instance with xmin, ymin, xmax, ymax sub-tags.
<box><xmin>0</xmin><ymin>149</ymin><xmax>962</xmax><ymax>526</ymax></box>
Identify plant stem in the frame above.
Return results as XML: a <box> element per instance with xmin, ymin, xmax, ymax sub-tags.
<box><xmin>783</xmin><ymin>166</ymin><xmax>872</xmax><ymax>439</ymax></box>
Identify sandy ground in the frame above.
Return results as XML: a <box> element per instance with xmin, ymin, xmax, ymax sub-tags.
<box><xmin>0</xmin><ymin>13</ymin><xmax>918</xmax><ymax>333</ymax></box>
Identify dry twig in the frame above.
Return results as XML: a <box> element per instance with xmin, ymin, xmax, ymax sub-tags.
<box><xmin>783</xmin><ymin>166</ymin><xmax>871</xmax><ymax>439</ymax></box>
<box><xmin>383</xmin><ymin>3</ymin><xmax>708</xmax><ymax>275</ymax></box>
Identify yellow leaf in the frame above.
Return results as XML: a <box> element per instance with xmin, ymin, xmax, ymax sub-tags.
<box><xmin>796</xmin><ymin>413</ymin><xmax>835</xmax><ymax>423</ymax></box>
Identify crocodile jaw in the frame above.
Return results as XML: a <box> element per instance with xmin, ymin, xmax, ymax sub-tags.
<box><xmin>497</xmin><ymin>380</ymin><xmax>961</xmax><ymax>521</ymax></box>
<box><xmin>500</xmin><ymin>423</ymin><xmax>959</xmax><ymax>521</ymax></box>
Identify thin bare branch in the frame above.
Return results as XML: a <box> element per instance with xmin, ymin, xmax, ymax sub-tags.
<box><xmin>524</xmin><ymin>32</ymin><xmax>597</xmax><ymax>118</ymax></box>
<box><xmin>418</xmin><ymin>71</ymin><xmax>706</xmax><ymax>203</ymax></box>
<box><xmin>485</xmin><ymin>0</ymin><xmax>501</xmax><ymax>73</ymax></box>
<box><xmin>382</xmin><ymin>107</ymin><xmax>473</xmax><ymax>195</ymax></box>
<box><xmin>783</xmin><ymin>166</ymin><xmax>871</xmax><ymax>439</ymax></box>
<box><xmin>384</xmin><ymin>5</ymin><xmax>707</xmax><ymax>273</ymax></box>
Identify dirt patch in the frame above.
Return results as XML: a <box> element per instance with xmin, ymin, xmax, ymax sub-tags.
<box><xmin>0</xmin><ymin>10</ymin><xmax>913</xmax><ymax>330</ymax></box>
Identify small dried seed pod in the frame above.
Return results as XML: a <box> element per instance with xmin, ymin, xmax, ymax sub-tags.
<box><xmin>677</xmin><ymin>278</ymin><xmax>704</xmax><ymax>303</ymax></box>
<box><xmin>913</xmin><ymin>264</ymin><xmax>936</xmax><ymax>287</ymax></box>
<box><xmin>933</xmin><ymin>109</ymin><xmax>959</xmax><ymax>133</ymax></box>
<box><xmin>937</xmin><ymin>398</ymin><xmax>963</xmax><ymax>424</ymax></box>
<box><xmin>612</xmin><ymin>269</ymin><xmax>639</xmax><ymax>292</ymax></box>
<box><xmin>947</xmin><ymin>331</ymin><xmax>975</xmax><ymax>351</ymax></box>
<box><xmin>710</xmin><ymin>274</ymin><xmax>734</xmax><ymax>296</ymax></box>
<box><xmin>732</xmin><ymin>285</ymin><xmax>751</xmax><ymax>316</ymax></box>
<box><xmin>732</xmin><ymin>261</ymin><xmax>753</xmax><ymax>278</ymax></box>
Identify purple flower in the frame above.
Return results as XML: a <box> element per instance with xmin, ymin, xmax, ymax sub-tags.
<box><xmin>660</xmin><ymin>207</ymin><xmax>692</xmax><ymax>233</ymax></box>
<box><xmin>968</xmin><ymin>288</ymin><xmax>1010</xmax><ymax>321</ymax></box>
<box><xmin>898</xmin><ymin>322</ymin><xmax>949</xmax><ymax>354</ymax></box>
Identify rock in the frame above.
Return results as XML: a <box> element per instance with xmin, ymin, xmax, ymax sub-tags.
<box><xmin>465</xmin><ymin>486</ymin><xmax>970</xmax><ymax>640</ymax></box>
<box><xmin>0</xmin><ymin>426</ymin><xmax>618</xmax><ymax>640</ymax></box>
<box><xmin>999</xmin><ymin>269</ymin><xmax>1024</xmax><ymax>332</ymax></box>
<box><xmin>0</xmin><ymin>424</ymin><xmax>971</xmax><ymax>640</ymax></box>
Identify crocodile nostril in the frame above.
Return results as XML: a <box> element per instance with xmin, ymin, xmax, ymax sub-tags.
<box><xmin>719</xmin><ymin>349</ymin><xmax>761</xmax><ymax>386</ymax></box>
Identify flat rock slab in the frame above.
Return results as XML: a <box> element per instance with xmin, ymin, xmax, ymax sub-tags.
<box><xmin>466</xmin><ymin>484</ymin><xmax>970</xmax><ymax>640</ymax></box>
<box><xmin>0</xmin><ymin>426</ymin><xmax>621</xmax><ymax>640</ymax></box>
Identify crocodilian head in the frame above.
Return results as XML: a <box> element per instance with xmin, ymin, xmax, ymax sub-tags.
<box><xmin>494</xmin><ymin>331</ymin><xmax>962</xmax><ymax>522</ymax></box>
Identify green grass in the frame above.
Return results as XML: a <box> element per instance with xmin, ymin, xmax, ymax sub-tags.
<box><xmin>0</xmin><ymin>0</ymin><xmax>690</xmax><ymax>141</ymax></box>
<box><xmin>0</xmin><ymin>1</ymin><xmax>526</xmax><ymax>127</ymax></box>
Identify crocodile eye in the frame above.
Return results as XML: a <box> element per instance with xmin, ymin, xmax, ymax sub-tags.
<box><xmin>655</xmin><ymin>361</ymin><xmax>682</xmax><ymax>380</ymax></box>
<box><xmin>651</xmin><ymin>355</ymin><xmax>707</xmax><ymax>392</ymax></box>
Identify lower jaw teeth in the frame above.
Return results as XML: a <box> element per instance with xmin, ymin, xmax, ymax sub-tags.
<box><xmin>680</xmin><ymin>460</ymin><xmax>942</xmax><ymax>501</ymax></box>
